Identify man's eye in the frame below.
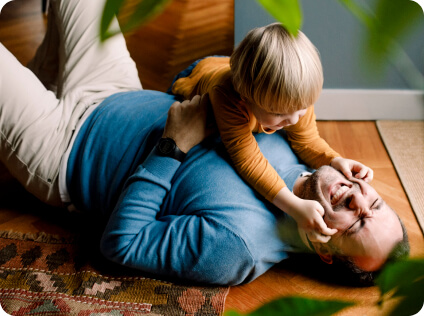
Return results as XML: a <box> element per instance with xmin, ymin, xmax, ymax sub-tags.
<box><xmin>348</xmin><ymin>219</ymin><xmax>365</xmax><ymax>235</ymax></box>
<box><xmin>371</xmin><ymin>198</ymin><xmax>381</xmax><ymax>210</ymax></box>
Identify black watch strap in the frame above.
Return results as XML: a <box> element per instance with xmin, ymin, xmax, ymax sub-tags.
<box><xmin>156</xmin><ymin>137</ymin><xmax>186</xmax><ymax>162</ymax></box>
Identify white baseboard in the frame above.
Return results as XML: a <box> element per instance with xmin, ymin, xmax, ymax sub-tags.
<box><xmin>315</xmin><ymin>89</ymin><xmax>424</xmax><ymax>120</ymax></box>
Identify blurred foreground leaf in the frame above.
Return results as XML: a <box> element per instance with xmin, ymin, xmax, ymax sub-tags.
<box><xmin>337</xmin><ymin>0</ymin><xmax>424</xmax><ymax>88</ymax></box>
<box><xmin>389</xmin><ymin>278</ymin><xmax>424</xmax><ymax>316</ymax></box>
<box><xmin>376</xmin><ymin>258</ymin><xmax>424</xmax><ymax>296</ymax></box>
<box><xmin>366</xmin><ymin>0</ymin><xmax>423</xmax><ymax>64</ymax></box>
<box><xmin>225</xmin><ymin>296</ymin><xmax>353</xmax><ymax>316</ymax></box>
<box><xmin>376</xmin><ymin>258</ymin><xmax>424</xmax><ymax>316</ymax></box>
<box><xmin>101</xmin><ymin>0</ymin><xmax>171</xmax><ymax>41</ymax></box>
<box><xmin>100</xmin><ymin>0</ymin><xmax>125</xmax><ymax>41</ymax></box>
<box><xmin>256</xmin><ymin>0</ymin><xmax>302</xmax><ymax>36</ymax></box>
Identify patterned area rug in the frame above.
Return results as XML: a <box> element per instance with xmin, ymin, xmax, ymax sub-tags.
<box><xmin>0</xmin><ymin>230</ymin><xmax>229</xmax><ymax>315</ymax></box>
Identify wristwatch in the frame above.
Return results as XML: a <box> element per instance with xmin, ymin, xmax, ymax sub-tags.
<box><xmin>156</xmin><ymin>137</ymin><xmax>186</xmax><ymax>162</ymax></box>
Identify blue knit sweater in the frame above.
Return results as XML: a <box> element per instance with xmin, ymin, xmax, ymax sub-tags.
<box><xmin>66</xmin><ymin>90</ymin><xmax>311</xmax><ymax>285</ymax></box>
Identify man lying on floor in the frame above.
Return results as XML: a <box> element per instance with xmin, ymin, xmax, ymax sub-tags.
<box><xmin>0</xmin><ymin>0</ymin><xmax>409</xmax><ymax>286</ymax></box>
<box><xmin>68</xmin><ymin>92</ymin><xmax>409</xmax><ymax>286</ymax></box>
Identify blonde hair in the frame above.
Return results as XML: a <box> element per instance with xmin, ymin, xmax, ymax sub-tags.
<box><xmin>230</xmin><ymin>23</ymin><xmax>323</xmax><ymax>113</ymax></box>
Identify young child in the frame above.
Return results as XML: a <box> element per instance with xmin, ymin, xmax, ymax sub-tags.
<box><xmin>170</xmin><ymin>23</ymin><xmax>373</xmax><ymax>243</ymax></box>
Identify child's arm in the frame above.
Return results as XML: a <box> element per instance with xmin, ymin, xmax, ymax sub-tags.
<box><xmin>284</xmin><ymin>106</ymin><xmax>339</xmax><ymax>168</ymax></box>
<box><xmin>210</xmin><ymin>88</ymin><xmax>283</xmax><ymax>201</ymax></box>
<box><xmin>273</xmin><ymin>187</ymin><xmax>338</xmax><ymax>243</ymax></box>
<box><xmin>210</xmin><ymin>89</ymin><xmax>337</xmax><ymax>242</ymax></box>
<box><xmin>284</xmin><ymin>106</ymin><xmax>373</xmax><ymax>182</ymax></box>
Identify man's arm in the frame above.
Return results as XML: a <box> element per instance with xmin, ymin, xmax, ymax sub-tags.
<box><xmin>100</xmin><ymin>95</ymin><xmax>255</xmax><ymax>285</ymax></box>
<box><xmin>99</xmin><ymin>150</ymin><xmax>254</xmax><ymax>285</ymax></box>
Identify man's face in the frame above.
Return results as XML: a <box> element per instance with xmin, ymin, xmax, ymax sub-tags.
<box><xmin>297</xmin><ymin>166</ymin><xmax>403</xmax><ymax>271</ymax></box>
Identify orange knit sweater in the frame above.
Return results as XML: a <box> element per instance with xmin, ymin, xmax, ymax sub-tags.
<box><xmin>172</xmin><ymin>57</ymin><xmax>340</xmax><ymax>201</ymax></box>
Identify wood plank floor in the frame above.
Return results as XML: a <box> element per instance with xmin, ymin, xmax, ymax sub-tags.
<box><xmin>1</xmin><ymin>1</ymin><xmax>423</xmax><ymax>315</ymax></box>
<box><xmin>225</xmin><ymin>121</ymin><xmax>424</xmax><ymax>315</ymax></box>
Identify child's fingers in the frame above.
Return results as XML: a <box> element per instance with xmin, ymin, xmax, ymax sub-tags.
<box><xmin>312</xmin><ymin>215</ymin><xmax>337</xmax><ymax>242</ymax></box>
<box><xmin>365</xmin><ymin>168</ymin><xmax>374</xmax><ymax>182</ymax></box>
<box><xmin>360</xmin><ymin>172</ymin><xmax>371</xmax><ymax>182</ymax></box>
<box><xmin>307</xmin><ymin>231</ymin><xmax>331</xmax><ymax>243</ymax></box>
<box><xmin>310</xmin><ymin>200</ymin><xmax>325</xmax><ymax>217</ymax></box>
<box><xmin>316</xmin><ymin>218</ymin><xmax>337</xmax><ymax>238</ymax></box>
<box><xmin>321</xmin><ymin>226</ymin><xmax>338</xmax><ymax>236</ymax></box>
<box><xmin>354</xmin><ymin>167</ymin><xmax>373</xmax><ymax>181</ymax></box>
<box><xmin>341</xmin><ymin>167</ymin><xmax>352</xmax><ymax>179</ymax></box>
<box><xmin>355</xmin><ymin>168</ymin><xmax>367</xmax><ymax>179</ymax></box>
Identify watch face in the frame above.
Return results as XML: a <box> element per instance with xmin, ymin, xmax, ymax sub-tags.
<box><xmin>159</xmin><ymin>138</ymin><xmax>175</xmax><ymax>155</ymax></box>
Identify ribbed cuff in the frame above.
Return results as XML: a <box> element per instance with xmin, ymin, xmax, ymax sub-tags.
<box><xmin>142</xmin><ymin>149</ymin><xmax>182</xmax><ymax>183</ymax></box>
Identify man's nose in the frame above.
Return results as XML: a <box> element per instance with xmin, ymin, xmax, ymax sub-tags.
<box><xmin>349</xmin><ymin>192</ymin><xmax>371</xmax><ymax>216</ymax></box>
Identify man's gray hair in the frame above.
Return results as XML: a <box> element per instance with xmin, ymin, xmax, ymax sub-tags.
<box><xmin>330</xmin><ymin>214</ymin><xmax>410</xmax><ymax>286</ymax></box>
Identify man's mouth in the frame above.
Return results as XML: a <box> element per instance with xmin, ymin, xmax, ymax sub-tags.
<box><xmin>330</xmin><ymin>183</ymin><xmax>350</xmax><ymax>205</ymax></box>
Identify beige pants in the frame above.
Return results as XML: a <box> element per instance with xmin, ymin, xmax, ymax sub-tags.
<box><xmin>0</xmin><ymin>0</ymin><xmax>142</xmax><ymax>206</ymax></box>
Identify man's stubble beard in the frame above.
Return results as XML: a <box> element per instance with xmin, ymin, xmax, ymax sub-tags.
<box><xmin>298</xmin><ymin>166</ymin><xmax>333</xmax><ymax>204</ymax></box>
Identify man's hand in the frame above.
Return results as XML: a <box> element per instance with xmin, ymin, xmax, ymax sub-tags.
<box><xmin>274</xmin><ymin>187</ymin><xmax>337</xmax><ymax>243</ymax></box>
<box><xmin>162</xmin><ymin>94</ymin><xmax>214</xmax><ymax>153</ymax></box>
<box><xmin>330</xmin><ymin>157</ymin><xmax>374</xmax><ymax>182</ymax></box>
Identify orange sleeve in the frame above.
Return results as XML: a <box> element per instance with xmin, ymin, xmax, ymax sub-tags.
<box><xmin>171</xmin><ymin>57</ymin><xmax>286</xmax><ymax>201</ymax></box>
<box><xmin>210</xmin><ymin>87</ymin><xmax>286</xmax><ymax>202</ymax></box>
<box><xmin>172</xmin><ymin>57</ymin><xmax>231</xmax><ymax>99</ymax></box>
<box><xmin>284</xmin><ymin>106</ymin><xmax>340</xmax><ymax>169</ymax></box>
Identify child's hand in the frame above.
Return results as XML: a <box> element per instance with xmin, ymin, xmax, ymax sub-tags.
<box><xmin>330</xmin><ymin>157</ymin><xmax>374</xmax><ymax>182</ymax></box>
<box><xmin>273</xmin><ymin>188</ymin><xmax>337</xmax><ymax>243</ymax></box>
<box><xmin>289</xmin><ymin>198</ymin><xmax>338</xmax><ymax>243</ymax></box>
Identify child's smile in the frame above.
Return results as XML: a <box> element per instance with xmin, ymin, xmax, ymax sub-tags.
<box><xmin>251</xmin><ymin>106</ymin><xmax>308</xmax><ymax>130</ymax></box>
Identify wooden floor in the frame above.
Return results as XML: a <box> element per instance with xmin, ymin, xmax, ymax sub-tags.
<box><xmin>0</xmin><ymin>1</ymin><xmax>423</xmax><ymax>315</ymax></box>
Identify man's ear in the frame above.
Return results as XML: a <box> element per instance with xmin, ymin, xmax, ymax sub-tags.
<box><xmin>313</xmin><ymin>243</ymin><xmax>333</xmax><ymax>265</ymax></box>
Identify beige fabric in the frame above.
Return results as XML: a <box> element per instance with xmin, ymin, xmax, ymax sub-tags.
<box><xmin>0</xmin><ymin>0</ymin><xmax>141</xmax><ymax>206</ymax></box>
<box><xmin>376</xmin><ymin>120</ymin><xmax>424</xmax><ymax>234</ymax></box>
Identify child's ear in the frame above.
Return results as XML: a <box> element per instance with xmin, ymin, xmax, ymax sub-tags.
<box><xmin>313</xmin><ymin>243</ymin><xmax>333</xmax><ymax>265</ymax></box>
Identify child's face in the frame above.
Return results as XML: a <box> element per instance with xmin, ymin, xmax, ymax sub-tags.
<box><xmin>250</xmin><ymin>105</ymin><xmax>308</xmax><ymax>130</ymax></box>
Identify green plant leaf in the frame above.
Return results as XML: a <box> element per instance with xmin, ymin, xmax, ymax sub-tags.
<box><xmin>100</xmin><ymin>0</ymin><xmax>171</xmax><ymax>41</ymax></box>
<box><xmin>100</xmin><ymin>0</ymin><xmax>126</xmax><ymax>41</ymax></box>
<box><xmin>225</xmin><ymin>296</ymin><xmax>353</xmax><ymax>316</ymax></box>
<box><xmin>338</xmin><ymin>0</ymin><xmax>423</xmax><ymax>62</ymax></box>
<box><xmin>336</xmin><ymin>0</ymin><xmax>373</xmax><ymax>27</ymax></box>
<box><xmin>120</xmin><ymin>0</ymin><xmax>172</xmax><ymax>34</ymax></box>
<box><xmin>389</xmin><ymin>278</ymin><xmax>424</xmax><ymax>316</ymax></box>
<box><xmin>336</xmin><ymin>0</ymin><xmax>424</xmax><ymax>89</ymax></box>
<box><xmin>256</xmin><ymin>0</ymin><xmax>302</xmax><ymax>36</ymax></box>
<box><xmin>376</xmin><ymin>258</ymin><xmax>424</xmax><ymax>297</ymax></box>
<box><xmin>224</xmin><ymin>311</ymin><xmax>243</xmax><ymax>316</ymax></box>
<box><xmin>366</xmin><ymin>0</ymin><xmax>423</xmax><ymax>62</ymax></box>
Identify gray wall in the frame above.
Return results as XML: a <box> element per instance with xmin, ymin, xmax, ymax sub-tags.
<box><xmin>235</xmin><ymin>0</ymin><xmax>424</xmax><ymax>89</ymax></box>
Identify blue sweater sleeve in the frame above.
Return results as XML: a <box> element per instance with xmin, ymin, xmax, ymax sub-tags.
<box><xmin>100</xmin><ymin>149</ymin><xmax>255</xmax><ymax>285</ymax></box>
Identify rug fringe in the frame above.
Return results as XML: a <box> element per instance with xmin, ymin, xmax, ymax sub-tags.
<box><xmin>0</xmin><ymin>230</ymin><xmax>76</xmax><ymax>244</ymax></box>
